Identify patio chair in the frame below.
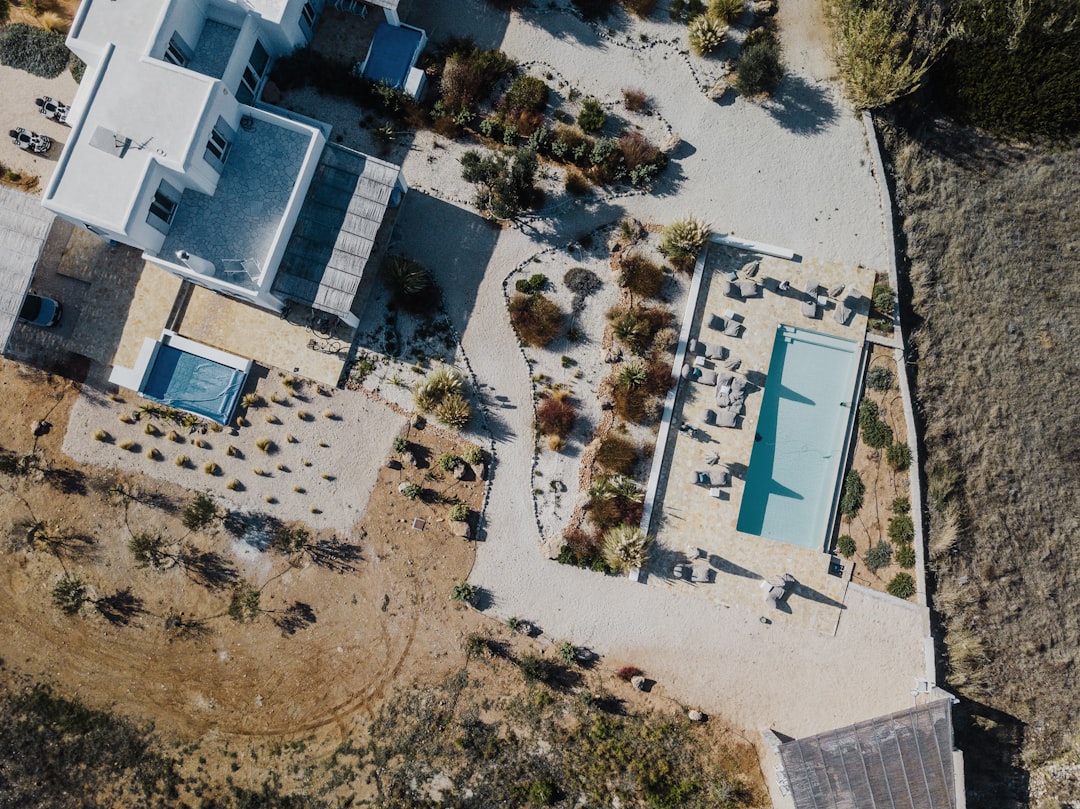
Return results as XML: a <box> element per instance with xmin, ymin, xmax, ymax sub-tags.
<box><xmin>740</xmin><ymin>259</ymin><xmax>760</xmax><ymax>278</ymax></box>
<box><xmin>691</xmin><ymin>565</ymin><xmax>711</xmax><ymax>583</ymax></box>
<box><xmin>801</xmin><ymin>297</ymin><xmax>818</xmax><ymax>318</ymax></box>
<box><xmin>704</xmin><ymin>408</ymin><xmax>717</xmax><ymax>426</ymax></box>
<box><xmin>833</xmin><ymin>300</ymin><xmax>852</xmax><ymax>325</ymax></box>
<box><xmin>694</xmin><ymin>368</ymin><xmax>718</xmax><ymax>386</ymax></box>
<box><xmin>712</xmin><ymin>469</ymin><xmax>731</xmax><ymax>486</ymax></box>
<box><xmin>693</xmin><ymin>471</ymin><xmax>714</xmax><ymax>486</ymax></box>
<box><xmin>688</xmin><ymin>339</ymin><xmax>723</xmax><ymax>360</ymax></box>
<box><xmin>716</xmin><ymin>408</ymin><xmax>739</xmax><ymax>428</ymax></box>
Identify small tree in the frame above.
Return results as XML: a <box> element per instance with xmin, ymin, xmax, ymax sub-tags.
<box><xmin>733</xmin><ymin>30</ymin><xmax>786</xmax><ymax>96</ymax></box>
<box><xmin>887</xmin><ymin>572</ymin><xmax>916</xmax><ymax>599</ymax></box>
<box><xmin>577</xmin><ymin>97</ymin><xmax>606</xmax><ymax>132</ymax></box>
<box><xmin>451</xmin><ymin>581</ymin><xmax>477</xmax><ymax>603</ymax></box>
<box><xmin>839</xmin><ymin>469</ymin><xmax>865</xmax><ymax>518</ymax></box>
<box><xmin>557</xmin><ymin>641</ymin><xmax>578</xmax><ymax>666</ymax></box>
<box><xmin>52</xmin><ymin>575</ymin><xmax>88</xmax><ymax>616</ymax></box>
<box><xmin>270</xmin><ymin>524</ymin><xmax>311</xmax><ymax>555</ymax></box>
<box><xmin>228</xmin><ymin>584</ymin><xmax>261</xmax><ymax>622</ymax></box>
<box><xmin>837</xmin><ymin>535</ymin><xmax>856</xmax><ymax>558</ymax></box>
<box><xmin>861</xmin><ymin>417</ymin><xmax>893</xmax><ymax>449</ymax></box>
<box><xmin>129</xmin><ymin>532</ymin><xmax>173</xmax><ymax>569</ymax></box>
<box><xmin>461</xmin><ymin>148</ymin><xmax>538</xmax><ymax>219</ymax></box>
<box><xmin>182</xmin><ymin>493</ymin><xmax>218</xmax><ymax>532</ymax></box>
<box><xmin>887</xmin><ymin>441</ymin><xmax>911</xmax><ymax>470</ymax></box>
<box><xmin>863</xmin><ymin>541</ymin><xmax>893</xmax><ymax>573</ymax></box>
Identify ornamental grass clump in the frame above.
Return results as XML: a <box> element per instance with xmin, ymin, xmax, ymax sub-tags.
<box><xmin>509</xmin><ymin>292</ymin><xmax>563</xmax><ymax>347</ymax></box>
<box><xmin>601</xmin><ymin>525</ymin><xmax>652</xmax><ymax>573</ymax></box>
<box><xmin>688</xmin><ymin>13</ymin><xmax>728</xmax><ymax>56</ymax></box>
<box><xmin>536</xmin><ymin>390</ymin><xmax>577</xmax><ymax>438</ymax></box>
<box><xmin>659</xmin><ymin>217</ymin><xmax>711</xmax><ymax>271</ymax></box>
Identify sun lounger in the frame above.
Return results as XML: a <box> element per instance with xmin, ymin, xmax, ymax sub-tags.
<box><xmin>737</xmin><ymin>279</ymin><xmax>760</xmax><ymax>298</ymax></box>
<box><xmin>833</xmin><ymin>300</ymin><xmax>852</xmax><ymax>325</ymax></box>
<box><xmin>740</xmin><ymin>260</ymin><xmax>760</xmax><ymax>278</ymax></box>
<box><xmin>689</xmin><ymin>339</ymin><xmax>723</xmax><ymax>360</ymax></box>
<box><xmin>691</xmin><ymin>565</ymin><xmax>711</xmax><ymax>583</ymax></box>
<box><xmin>828</xmin><ymin>283</ymin><xmax>845</xmax><ymax>298</ymax></box>
<box><xmin>716</xmin><ymin>408</ymin><xmax>739</xmax><ymax>428</ymax></box>
<box><xmin>694</xmin><ymin>470</ymin><xmax>715</xmax><ymax>486</ymax></box>
<box><xmin>717</xmin><ymin>372</ymin><xmax>735</xmax><ymax>389</ymax></box>
<box><xmin>693</xmin><ymin>368</ymin><xmax>718</xmax><ymax>386</ymax></box>
<box><xmin>801</xmin><ymin>297</ymin><xmax>817</xmax><ymax>318</ymax></box>
<box><xmin>723</xmin><ymin>319</ymin><xmax>743</xmax><ymax>338</ymax></box>
<box><xmin>723</xmin><ymin>355</ymin><xmax>741</xmax><ymax>371</ymax></box>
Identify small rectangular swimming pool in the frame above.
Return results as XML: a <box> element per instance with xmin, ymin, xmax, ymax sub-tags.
<box><xmin>736</xmin><ymin>325</ymin><xmax>860</xmax><ymax>549</ymax></box>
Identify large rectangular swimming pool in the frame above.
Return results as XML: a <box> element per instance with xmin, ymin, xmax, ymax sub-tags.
<box><xmin>736</xmin><ymin>325</ymin><xmax>859</xmax><ymax>549</ymax></box>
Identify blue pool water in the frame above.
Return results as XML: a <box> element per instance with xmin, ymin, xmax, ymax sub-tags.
<box><xmin>362</xmin><ymin>23</ymin><xmax>422</xmax><ymax>89</ymax></box>
<box><xmin>736</xmin><ymin>326</ymin><xmax>859</xmax><ymax>549</ymax></box>
<box><xmin>142</xmin><ymin>345</ymin><xmax>246</xmax><ymax>425</ymax></box>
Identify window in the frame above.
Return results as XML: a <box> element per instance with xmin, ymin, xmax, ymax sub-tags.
<box><xmin>162</xmin><ymin>34</ymin><xmax>189</xmax><ymax>66</ymax></box>
<box><xmin>236</xmin><ymin>39</ymin><xmax>270</xmax><ymax>103</ymax></box>
<box><xmin>300</xmin><ymin>1</ymin><xmax>317</xmax><ymax>31</ymax></box>
<box><xmin>146</xmin><ymin>181</ymin><xmax>181</xmax><ymax>233</ymax></box>
<box><xmin>204</xmin><ymin>120</ymin><xmax>232</xmax><ymax>170</ymax></box>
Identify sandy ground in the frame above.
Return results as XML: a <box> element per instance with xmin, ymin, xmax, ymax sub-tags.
<box><xmin>384</xmin><ymin>0</ymin><xmax>923</xmax><ymax>752</ymax></box>
<box><xmin>0</xmin><ymin>63</ymin><xmax>79</xmax><ymax>187</ymax></box>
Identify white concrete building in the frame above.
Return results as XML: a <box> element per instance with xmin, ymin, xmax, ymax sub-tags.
<box><xmin>43</xmin><ymin>0</ymin><xmax>408</xmax><ymax>328</ymax></box>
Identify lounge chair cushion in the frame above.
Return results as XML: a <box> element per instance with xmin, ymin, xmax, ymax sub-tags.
<box><xmin>730</xmin><ymin>376</ymin><xmax>747</xmax><ymax>394</ymax></box>
<box><xmin>694</xmin><ymin>368</ymin><xmax>718</xmax><ymax>386</ymax></box>
<box><xmin>723</xmin><ymin>320</ymin><xmax>743</xmax><ymax>337</ymax></box>
<box><xmin>717</xmin><ymin>372</ymin><xmax>735</xmax><ymax>389</ymax></box>
<box><xmin>805</xmin><ymin>279</ymin><xmax>820</xmax><ymax>295</ymax></box>
<box><xmin>716</xmin><ymin>409</ymin><xmax>738</xmax><ymax>428</ymax></box>
<box><xmin>723</xmin><ymin>356</ymin><xmax>741</xmax><ymax>371</ymax></box>
<box><xmin>740</xmin><ymin>260</ymin><xmax>760</xmax><ymax>278</ymax></box>
<box><xmin>713</xmin><ymin>470</ymin><xmax>731</xmax><ymax>486</ymax></box>
<box><xmin>737</xmin><ymin>279</ymin><xmax>760</xmax><ymax>298</ymax></box>
<box><xmin>724</xmin><ymin>280</ymin><xmax>740</xmax><ymax>298</ymax></box>
<box><xmin>801</xmin><ymin>298</ymin><xmax>817</xmax><ymax>318</ymax></box>
<box><xmin>828</xmin><ymin>283</ymin><xmax>845</xmax><ymax>298</ymax></box>
<box><xmin>833</xmin><ymin>302</ymin><xmax>852</xmax><ymax>325</ymax></box>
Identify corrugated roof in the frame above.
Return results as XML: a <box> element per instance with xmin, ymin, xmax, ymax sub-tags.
<box><xmin>272</xmin><ymin>144</ymin><xmax>400</xmax><ymax>321</ymax></box>
<box><xmin>0</xmin><ymin>187</ymin><xmax>55</xmax><ymax>353</ymax></box>
<box><xmin>779</xmin><ymin>700</ymin><xmax>958</xmax><ymax>809</ymax></box>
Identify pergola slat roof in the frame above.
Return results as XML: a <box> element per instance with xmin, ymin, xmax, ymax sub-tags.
<box><xmin>779</xmin><ymin>700</ymin><xmax>957</xmax><ymax>809</ymax></box>
<box><xmin>0</xmin><ymin>187</ymin><xmax>55</xmax><ymax>353</ymax></box>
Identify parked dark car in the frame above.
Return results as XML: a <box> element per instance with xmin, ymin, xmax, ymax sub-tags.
<box><xmin>18</xmin><ymin>293</ymin><xmax>62</xmax><ymax>327</ymax></box>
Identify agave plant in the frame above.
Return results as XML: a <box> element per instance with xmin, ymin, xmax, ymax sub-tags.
<box><xmin>616</xmin><ymin>360</ymin><xmax>648</xmax><ymax>390</ymax></box>
<box><xmin>611</xmin><ymin>312</ymin><xmax>646</xmax><ymax>351</ymax></box>
<box><xmin>435</xmin><ymin>393</ymin><xmax>472</xmax><ymax>429</ymax></box>
<box><xmin>602</xmin><ymin>525</ymin><xmax>652</xmax><ymax>573</ymax></box>
<box><xmin>589</xmin><ymin>474</ymin><xmax>642</xmax><ymax>501</ymax></box>
<box><xmin>383</xmin><ymin>255</ymin><xmax>433</xmax><ymax>297</ymax></box>
<box><xmin>427</xmin><ymin>366</ymin><xmax>464</xmax><ymax>398</ymax></box>
<box><xmin>689</xmin><ymin>14</ymin><xmax>729</xmax><ymax>55</ymax></box>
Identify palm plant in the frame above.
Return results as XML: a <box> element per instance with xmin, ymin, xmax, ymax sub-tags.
<box><xmin>383</xmin><ymin>255</ymin><xmax>432</xmax><ymax>297</ymax></box>
<box><xmin>616</xmin><ymin>360</ymin><xmax>648</xmax><ymax>389</ymax></box>
<box><xmin>601</xmin><ymin>525</ymin><xmax>652</xmax><ymax>572</ymax></box>
<box><xmin>689</xmin><ymin>14</ymin><xmax>729</xmax><ymax>55</ymax></box>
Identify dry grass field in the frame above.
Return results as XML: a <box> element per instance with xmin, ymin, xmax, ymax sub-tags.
<box><xmin>880</xmin><ymin>116</ymin><xmax>1080</xmax><ymax>807</ymax></box>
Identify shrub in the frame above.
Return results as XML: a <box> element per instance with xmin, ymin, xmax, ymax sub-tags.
<box><xmin>0</xmin><ymin>0</ymin><xmax>8</xmax><ymax>26</ymax></box>
<box><xmin>557</xmin><ymin>641</ymin><xmax>577</xmax><ymax>666</ymax></box>
<box><xmin>688</xmin><ymin>14</ymin><xmax>728</xmax><ymax>56</ymax></box>
<box><xmin>659</xmin><ymin>217</ymin><xmax>711</xmax><ymax>270</ymax></box>
<box><xmin>872</xmin><ymin>282</ymin><xmax>895</xmax><ymax>318</ymax></box>
<box><xmin>461</xmin><ymin>148</ymin><xmax>538</xmax><ymax>219</ymax></box>
<box><xmin>526</xmin><ymin>779</ymin><xmax>557</xmax><ymax>806</ymax></box>
<box><xmin>612</xmin><ymin>385</ymin><xmax>655</xmax><ymax>423</ymax></box>
<box><xmin>438</xmin><ymin>452</ymin><xmax>462</xmax><ymax>472</ymax></box>
<box><xmin>383</xmin><ymin>255</ymin><xmax>440</xmax><ymax>313</ymax></box>
<box><xmin>537</xmin><ymin>393</ymin><xmax>577</xmax><ymax>437</ymax></box>
<box><xmin>616</xmin><ymin>361</ymin><xmax>648</xmax><ymax>390</ymax></box>
<box><xmin>255</xmin><ymin>437</ymin><xmax>276</xmax><ymax>453</ymax></box>
<box><xmin>577</xmin><ymin>98</ymin><xmax>606</xmax><ymax>132</ymax></box>
<box><xmin>241</xmin><ymin>393</ymin><xmax>265</xmax><ymax>409</ymax></box>
<box><xmin>401</xmin><ymin>482</ymin><xmax>422</xmax><ymax>500</ymax></box>
<box><xmin>514</xmin><ymin>272</ymin><xmax>548</xmax><ymax>294</ymax></box>
<box><xmin>228</xmin><ymin>585</ymin><xmax>261</xmax><ymax>622</ymax></box>
<box><xmin>166</xmin><ymin>430</ymin><xmax>181</xmax><ymax>442</ymax></box>
<box><xmin>709</xmin><ymin>0</ymin><xmax>743</xmax><ymax>22</ymax></box>
<box><xmin>866</xmin><ymin>366</ymin><xmax>894</xmax><ymax>391</ymax></box>
<box><xmin>564</xmin><ymin>266</ymin><xmax>601</xmax><ymax>296</ymax></box>
<box><xmin>595</xmin><ymin>433</ymin><xmax>639</xmax><ymax>474</ymax></box>
<box><xmin>887</xmin><ymin>572</ymin><xmax>916</xmax><ymax>599</ymax></box>
<box><xmin>888</xmin><ymin>514</ymin><xmax>915</xmax><ymax>544</ymax></box>
<box><xmin>118</xmin><ymin>441</ymin><xmax>135</xmax><ymax>451</ymax></box>
<box><xmin>451</xmin><ymin>581</ymin><xmax>477</xmax><ymax>603</ymax></box>
<box><xmin>449</xmin><ymin>504</ymin><xmax>468</xmax><ymax>522</ymax></box>
<box><xmin>203</xmin><ymin>461</ymin><xmax>220</xmax><ymax>476</ymax></box>
<box><xmin>93</xmin><ymin>429</ymin><xmax>109</xmax><ymax>442</ymax></box>
<box><xmin>393</xmin><ymin>436</ymin><xmax>410</xmax><ymax>454</ymax></box>
<box><xmin>893</xmin><ymin>496</ymin><xmax>910</xmax><ymax>514</ymax></box>
<box><xmin>0</xmin><ymin>24</ymin><xmax>70</xmax><ymax>78</ymax></box>
<box><xmin>462</xmin><ymin>444</ymin><xmax>484</xmax><ymax>466</ymax></box>
<box><xmin>837</xmin><ymin>535</ymin><xmax>856</xmax><ymax>558</ymax></box>
<box><xmin>601</xmin><ymin>525</ymin><xmax>652</xmax><ymax>573</ymax></box>
<box><xmin>618</xmin><ymin>252</ymin><xmax>665</xmax><ymax>298</ymax></box>
<box><xmin>175</xmin><ymin>455</ymin><xmax>190</xmax><ymax>468</ymax></box>
<box><xmin>182</xmin><ymin>493</ymin><xmax>218</xmax><ymax>531</ymax></box>
<box><xmin>734</xmin><ymin>29</ymin><xmax>785</xmax><ymax>96</ymax></box>
<box><xmin>863</xmin><ymin>541</ymin><xmax>893</xmax><ymax>573</ymax></box>
<box><xmin>857</xmin><ymin>398</ymin><xmax>879</xmax><ymax>428</ymax></box>
<box><xmin>826</xmin><ymin>0</ymin><xmax>948</xmax><ymax>110</ymax></box>
<box><xmin>861</xmin><ymin>417</ymin><xmax>893</xmax><ymax>449</ymax></box>
<box><xmin>69</xmin><ymin>54</ymin><xmax>85</xmax><ymax>82</ymax></box>
<box><xmin>414</xmin><ymin>367</ymin><xmax>464</xmax><ymax>412</ymax></box>
<box><xmin>503</xmin><ymin>75</ymin><xmax>548</xmax><ymax>112</ymax></box>
<box><xmin>564</xmin><ymin>167</ymin><xmax>591</xmax><ymax>196</ymax></box>
<box><xmin>52</xmin><ymin>575</ymin><xmax>87</xmax><ymax>616</ymax></box>
<box><xmin>622</xmin><ymin>87</ymin><xmax>649</xmax><ymax>111</ymax></box>
<box><xmin>509</xmin><ymin>292</ymin><xmax>563</xmax><ymax>347</ymax></box>
<box><xmin>436</xmin><ymin>393</ymin><xmax>472</xmax><ymax>429</ymax></box>
<box><xmin>887</xmin><ymin>441</ymin><xmax>911</xmax><ymax>470</ymax></box>
<box><xmin>146</xmin><ymin>448</ymin><xmax>161</xmax><ymax>460</ymax></box>
<box><xmin>519</xmin><ymin>653</ymin><xmax>552</xmax><ymax>682</ymax></box>
<box><xmin>840</xmin><ymin>469</ymin><xmax>865</xmax><ymax>518</ymax></box>
<box><xmin>618</xmin><ymin>131</ymin><xmax>662</xmax><ymax>173</ymax></box>
<box><xmin>895</xmin><ymin>544</ymin><xmax>916</xmax><ymax>569</ymax></box>
<box><xmin>439</xmin><ymin>44</ymin><xmax>516</xmax><ymax>111</ymax></box>
<box><xmin>616</xmin><ymin>665</ymin><xmax>643</xmax><ymax>681</ymax></box>
<box><xmin>621</xmin><ymin>0</ymin><xmax>657</xmax><ymax>17</ymax></box>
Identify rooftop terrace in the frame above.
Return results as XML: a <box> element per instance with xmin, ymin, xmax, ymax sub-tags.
<box><xmin>187</xmin><ymin>20</ymin><xmax>242</xmax><ymax>80</ymax></box>
<box><xmin>156</xmin><ymin>112</ymin><xmax>315</xmax><ymax>290</ymax></box>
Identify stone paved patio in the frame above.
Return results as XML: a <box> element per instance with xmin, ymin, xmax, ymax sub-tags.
<box><xmin>645</xmin><ymin>246</ymin><xmax>877</xmax><ymax>635</ymax></box>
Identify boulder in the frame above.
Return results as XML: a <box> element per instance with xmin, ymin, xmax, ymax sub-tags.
<box><xmin>688</xmin><ymin>709</ymin><xmax>706</xmax><ymax>722</ymax></box>
<box><xmin>453</xmin><ymin>463</ymin><xmax>469</xmax><ymax>480</ymax></box>
<box><xmin>631</xmin><ymin>675</ymin><xmax>646</xmax><ymax>691</ymax></box>
<box><xmin>451</xmin><ymin>521</ymin><xmax>472</xmax><ymax>539</ymax></box>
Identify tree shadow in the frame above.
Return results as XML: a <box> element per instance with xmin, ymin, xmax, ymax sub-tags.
<box><xmin>180</xmin><ymin>546</ymin><xmax>241</xmax><ymax>590</ymax></box>
<box><xmin>95</xmin><ymin>588</ymin><xmax>145</xmax><ymax>626</ymax></box>
<box><xmin>164</xmin><ymin>611</ymin><xmax>211</xmax><ymax>641</ymax></box>
<box><xmin>765</xmin><ymin>77</ymin><xmax>840</xmax><ymax>136</ymax></box>
<box><xmin>44</xmin><ymin>467</ymin><xmax>87</xmax><ymax>496</ymax></box>
<box><xmin>272</xmin><ymin>601</ymin><xmax>317</xmax><ymax>636</ymax></box>
<box><xmin>222</xmin><ymin>510</ymin><xmax>281</xmax><ymax>551</ymax></box>
<box><xmin>305</xmin><ymin>537</ymin><xmax>363</xmax><ymax>573</ymax></box>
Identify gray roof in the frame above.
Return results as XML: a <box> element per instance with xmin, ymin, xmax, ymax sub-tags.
<box><xmin>273</xmin><ymin>143</ymin><xmax>400</xmax><ymax>321</ymax></box>
<box><xmin>0</xmin><ymin>187</ymin><xmax>55</xmax><ymax>353</ymax></box>
<box><xmin>779</xmin><ymin>700</ymin><xmax>958</xmax><ymax>809</ymax></box>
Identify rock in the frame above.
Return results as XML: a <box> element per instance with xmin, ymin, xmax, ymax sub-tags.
<box><xmin>386</xmin><ymin>458</ymin><xmax>402</xmax><ymax>470</ymax></box>
<box><xmin>688</xmin><ymin>709</ymin><xmax>706</xmax><ymax>722</ymax></box>
<box><xmin>453</xmin><ymin>463</ymin><xmax>469</xmax><ymax>480</ymax></box>
<box><xmin>451</xmin><ymin>521</ymin><xmax>472</xmax><ymax>539</ymax></box>
<box><xmin>707</xmin><ymin>78</ymin><xmax>731</xmax><ymax>100</ymax></box>
<box><xmin>403</xmin><ymin>450</ymin><xmax>419</xmax><ymax>468</ymax></box>
<box><xmin>31</xmin><ymin>420</ymin><xmax>49</xmax><ymax>436</ymax></box>
<box><xmin>397</xmin><ymin>482</ymin><xmax>413</xmax><ymax>495</ymax></box>
<box><xmin>631</xmin><ymin>675</ymin><xmax>646</xmax><ymax>691</ymax></box>
<box><xmin>600</xmin><ymin>400</ymin><xmax>614</xmax><ymax>411</ymax></box>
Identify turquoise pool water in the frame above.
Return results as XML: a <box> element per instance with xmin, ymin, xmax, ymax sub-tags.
<box><xmin>736</xmin><ymin>326</ymin><xmax>859</xmax><ymax>549</ymax></box>
<box><xmin>142</xmin><ymin>345</ymin><xmax>247</xmax><ymax>425</ymax></box>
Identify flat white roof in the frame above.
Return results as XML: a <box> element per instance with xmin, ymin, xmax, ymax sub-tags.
<box><xmin>48</xmin><ymin>48</ymin><xmax>217</xmax><ymax>231</ymax></box>
<box><xmin>243</xmin><ymin>0</ymin><xmax>289</xmax><ymax>23</ymax></box>
<box><xmin>71</xmin><ymin>0</ymin><xmax>167</xmax><ymax>53</ymax></box>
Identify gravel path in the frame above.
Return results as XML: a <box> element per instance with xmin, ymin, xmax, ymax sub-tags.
<box><xmin>392</xmin><ymin>0</ymin><xmax>924</xmax><ymax>742</ymax></box>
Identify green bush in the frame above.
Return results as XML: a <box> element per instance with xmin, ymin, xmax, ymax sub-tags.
<box><xmin>437</xmin><ymin>452</ymin><xmax>462</xmax><ymax>472</ymax></box>
<box><xmin>840</xmin><ymin>469</ymin><xmax>865</xmax><ymax>518</ymax></box>
<box><xmin>182</xmin><ymin>493</ymin><xmax>218</xmax><ymax>532</ymax></box>
<box><xmin>887</xmin><ymin>441</ymin><xmax>911</xmax><ymax>470</ymax></box>
<box><xmin>888</xmin><ymin>514</ymin><xmax>915</xmax><ymax>543</ymax></box>
<box><xmin>887</xmin><ymin>572</ymin><xmax>916</xmax><ymax>599</ymax></box>
<box><xmin>402</xmin><ymin>482</ymin><xmax>422</xmax><ymax>500</ymax></box>
<box><xmin>393</xmin><ymin>436</ymin><xmax>410</xmax><ymax>454</ymax></box>
<box><xmin>503</xmin><ymin>75</ymin><xmax>549</xmax><ymax>113</ymax></box>
<box><xmin>892</xmin><ymin>496</ymin><xmax>910</xmax><ymax>514</ymax></box>
<box><xmin>0</xmin><ymin>24</ymin><xmax>70</xmax><ymax>78</ymax></box>
<box><xmin>709</xmin><ymin>0</ymin><xmax>743</xmax><ymax>22</ymax></box>
<box><xmin>861</xmin><ymin>417</ymin><xmax>893</xmax><ymax>449</ymax></box>
<box><xmin>857</xmin><ymin>398</ymin><xmax>879</xmax><ymax>428</ymax></box>
<box><xmin>872</xmin><ymin>283</ymin><xmax>895</xmax><ymax>318</ymax></box>
<box><xmin>515</xmin><ymin>272</ymin><xmax>549</xmax><ymax>294</ymax></box>
<box><xmin>895</xmin><ymin>544</ymin><xmax>916</xmax><ymax>568</ymax></box>
<box><xmin>863</xmin><ymin>540</ymin><xmax>892</xmax><ymax>573</ymax></box>
<box><xmin>440</xmin><ymin>45</ymin><xmax>516</xmax><ymax>112</ymax></box>
<box><xmin>866</xmin><ymin>366</ymin><xmax>894</xmax><ymax>391</ymax></box>
<box><xmin>462</xmin><ymin>444</ymin><xmax>484</xmax><ymax>466</ymax></box>
<box><xmin>577</xmin><ymin>98</ymin><xmax>606</xmax><ymax>132</ymax></box>
<box><xmin>526</xmin><ymin>779</ymin><xmax>558</xmax><ymax>805</ymax></box>
<box><xmin>451</xmin><ymin>581</ymin><xmax>477</xmax><ymax>603</ymax></box>
<box><xmin>519</xmin><ymin>653</ymin><xmax>553</xmax><ymax>682</ymax></box>
<box><xmin>461</xmin><ymin>148</ymin><xmax>538</xmax><ymax>219</ymax></box>
<box><xmin>837</xmin><ymin>535</ymin><xmax>856</xmax><ymax>558</ymax></box>
<box><xmin>69</xmin><ymin>54</ymin><xmax>86</xmax><ymax>83</ymax></box>
<box><xmin>734</xmin><ymin>30</ymin><xmax>785</xmax><ymax>96</ymax></box>
<box><xmin>449</xmin><ymin>504</ymin><xmax>468</xmax><ymax>522</ymax></box>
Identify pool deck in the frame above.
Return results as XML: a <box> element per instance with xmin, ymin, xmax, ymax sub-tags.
<box><xmin>644</xmin><ymin>246</ymin><xmax>876</xmax><ymax>636</ymax></box>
